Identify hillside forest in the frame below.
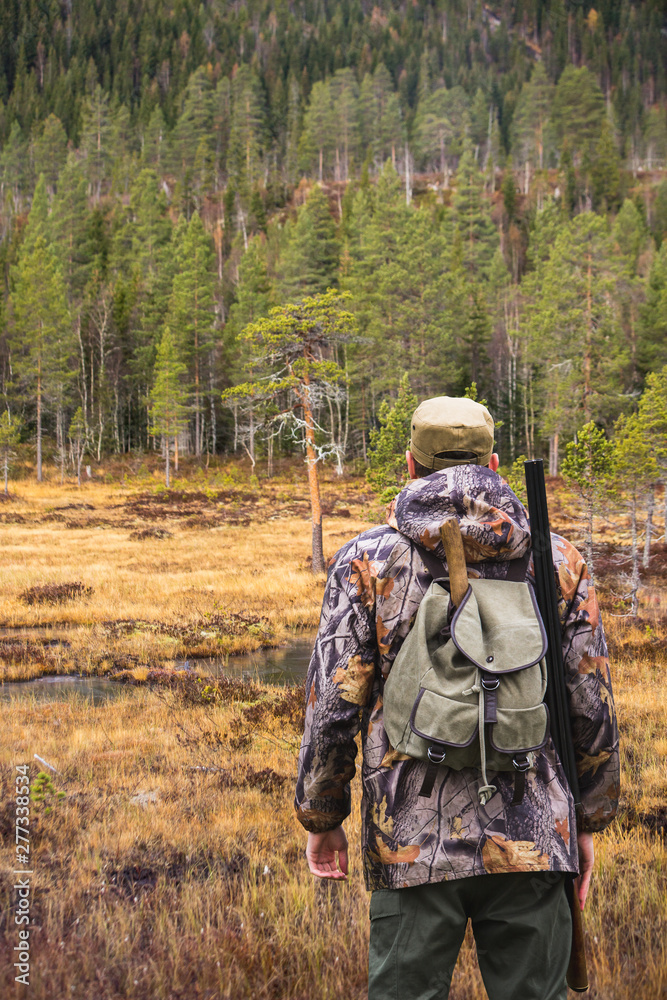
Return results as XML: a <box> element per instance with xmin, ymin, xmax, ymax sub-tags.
<box><xmin>0</xmin><ymin>0</ymin><xmax>666</xmax><ymax>515</ymax></box>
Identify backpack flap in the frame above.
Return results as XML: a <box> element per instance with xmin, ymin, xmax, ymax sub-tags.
<box><xmin>450</xmin><ymin>579</ymin><xmax>549</xmax><ymax>758</ymax></box>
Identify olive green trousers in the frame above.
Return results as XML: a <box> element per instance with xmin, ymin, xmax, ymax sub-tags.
<box><xmin>368</xmin><ymin>872</ymin><xmax>571</xmax><ymax>1000</ymax></box>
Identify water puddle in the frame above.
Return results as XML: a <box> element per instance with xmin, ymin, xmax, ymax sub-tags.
<box><xmin>0</xmin><ymin>634</ymin><xmax>316</xmax><ymax>702</ymax></box>
<box><xmin>175</xmin><ymin>635</ymin><xmax>315</xmax><ymax>685</ymax></box>
<box><xmin>0</xmin><ymin>675</ymin><xmax>128</xmax><ymax>704</ymax></box>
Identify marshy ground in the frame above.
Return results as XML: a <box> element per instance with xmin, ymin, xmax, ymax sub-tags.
<box><xmin>0</xmin><ymin>462</ymin><xmax>665</xmax><ymax>998</ymax></box>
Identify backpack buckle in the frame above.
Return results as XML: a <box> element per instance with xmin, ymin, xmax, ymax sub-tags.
<box><xmin>427</xmin><ymin>746</ymin><xmax>447</xmax><ymax>764</ymax></box>
<box><xmin>512</xmin><ymin>755</ymin><xmax>531</xmax><ymax>772</ymax></box>
<box><xmin>481</xmin><ymin>675</ymin><xmax>499</xmax><ymax>691</ymax></box>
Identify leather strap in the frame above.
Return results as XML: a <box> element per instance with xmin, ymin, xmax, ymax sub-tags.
<box><xmin>510</xmin><ymin>768</ymin><xmax>526</xmax><ymax>806</ymax></box>
<box><xmin>418</xmin><ymin>760</ymin><xmax>440</xmax><ymax>798</ymax></box>
<box><xmin>414</xmin><ymin>542</ymin><xmax>448</xmax><ymax>583</ymax></box>
<box><xmin>482</xmin><ymin>675</ymin><xmax>498</xmax><ymax>723</ymax></box>
<box><xmin>504</xmin><ymin>550</ymin><xmax>531</xmax><ymax>582</ymax></box>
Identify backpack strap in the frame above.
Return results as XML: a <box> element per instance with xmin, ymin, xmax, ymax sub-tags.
<box><xmin>504</xmin><ymin>549</ymin><xmax>531</xmax><ymax>582</ymax></box>
<box><xmin>413</xmin><ymin>541</ymin><xmax>448</xmax><ymax>582</ymax></box>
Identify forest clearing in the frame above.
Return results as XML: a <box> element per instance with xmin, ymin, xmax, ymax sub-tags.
<box><xmin>0</xmin><ymin>463</ymin><xmax>666</xmax><ymax>999</ymax></box>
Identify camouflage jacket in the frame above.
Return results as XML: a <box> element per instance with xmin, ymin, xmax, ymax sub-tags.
<box><xmin>294</xmin><ymin>467</ymin><xmax>620</xmax><ymax>890</ymax></box>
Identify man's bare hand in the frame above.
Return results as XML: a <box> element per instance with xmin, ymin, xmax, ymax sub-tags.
<box><xmin>574</xmin><ymin>831</ymin><xmax>594</xmax><ymax>910</ymax></box>
<box><xmin>306</xmin><ymin>826</ymin><xmax>348</xmax><ymax>880</ymax></box>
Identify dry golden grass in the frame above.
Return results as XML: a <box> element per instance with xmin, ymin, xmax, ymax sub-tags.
<box><xmin>0</xmin><ymin>473</ymin><xmax>375</xmax><ymax>682</ymax></box>
<box><xmin>0</xmin><ymin>469</ymin><xmax>665</xmax><ymax>998</ymax></box>
<box><xmin>0</xmin><ymin>640</ymin><xmax>665</xmax><ymax>1000</ymax></box>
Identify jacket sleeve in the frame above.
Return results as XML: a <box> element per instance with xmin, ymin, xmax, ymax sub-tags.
<box><xmin>294</xmin><ymin>542</ymin><xmax>378</xmax><ymax>834</ymax></box>
<box><xmin>553</xmin><ymin>535</ymin><xmax>620</xmax><ymax>834</ymax></box>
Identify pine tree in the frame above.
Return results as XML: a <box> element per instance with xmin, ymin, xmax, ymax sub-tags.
<box><xmin>551</xmin><ymin>66</ymin><xmax>605</xmax><ymax>170</ymax></box>
<box><xmin>639</xmin><ymin>242</ymin><xmax>667</xmax><ymax>374</ymax></box>
<box><xmin>171</xmin><ymin>66</ymin><xmax>214</xmax><ymax>177</ymax></box>
<box><xmin>80</xmin><ymin>84</ymin><xmax>112</xmax><ymax>201</ymax></box>
<box><xmin>452</xmin><ymin>143</ymin><xmax>499</xmax><ymax>279</ymax></box>
<box><xmin>167</xmin><ymin>211</ymin><xmax>216</xmax><ymax>456</ymax></box>
<box><xmin>10</xmin><ymin>192</ymin><xmax>72</xmax><ymax>482</ymax></box>
<box><xmin>590</xmin><ymin>120</ymin><xmax>622</xmax><ymax>212</ymax></box>
<box><xmin>414</xmin><ymin>86</ymin><xmax>470</xmax><ymax>183</ymax></box>
<box><xmin>330</xmin><ymin>68</ymin><xmax>360</xmax><ymax>182</ymax></box>
<box><xmin>0</xmin><ymin>121</ymin><xmax>27</xmax><ymax>206</ymax></box>
<box><xmin>0</xmin><ymin>410</ymin><xmax>21</xmax><ymax>494</ymax></box>
<box><xmin>143</xmin><ymin>106</ymin><xmax>167</xmax><ymax>169</ymax></box>
<box><xmin>511</xmin><ymin>63</ymin><xmax>555</xmax><ymax>178</ymax></box>
<box><xmin>279</xmin><ymin>185</ymin><xmax>340</xmax><ymax>301</ymax></box>
<box><xmin>32</xmin><ymin>114</ymin><xmax>68</xmax><ymax>193</ymax></box>
<box><xmin>50</xmin><ymin>157</ymin><xmax>92</xmax><ymax>303</ymax></box>
<box><xmin>150</xmin><ymin>327</ymin><xmax>188</xmax><ymax>487</ymax></box>
<box><xmin>222</xmin><ymin>290</ymin><xmax>357</xmax><ymax>572</ymax></box>
<box><xmin>228</xmin><ymin>66</ymin><xmax>265</xmax><ymax>194</ymax></box>
<box><xmin>68</xmin><ymin>405</ymin><xmax>87</xmax><ymax>487</ymax></box>
<box><xmin>525</xmin><ymin>212</ymin><xmax>626</xmax><ymax>472</ymax></box>
<box><xmin>299</xmin><ymin>80</ymin><xmax>333</xmax><ymax>181</ymax></box>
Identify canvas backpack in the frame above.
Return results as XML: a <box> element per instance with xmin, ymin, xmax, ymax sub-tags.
<box><xmin>382</xmin><ymin>544</ymin><xmax>549</xmax><ymax>805</ymax></box>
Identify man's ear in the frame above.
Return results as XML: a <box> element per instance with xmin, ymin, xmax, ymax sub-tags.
<box><xmin>488</xmin><ymin>453</ymin><xmax>500</xmax><ymax>472</ymax></box>
<box><xmin>406</xmin><ymin>450</ymin><xmax>417</xmax><ymax>479</ymax></box>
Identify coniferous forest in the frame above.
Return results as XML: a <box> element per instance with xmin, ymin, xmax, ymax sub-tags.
<box><xmin>1</xmin><ymin>0</ymin><xmax>667</xmax><ymax>482</ymax></box>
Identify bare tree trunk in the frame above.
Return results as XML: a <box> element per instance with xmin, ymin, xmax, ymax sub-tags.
<box><xmin>267</xmin><ymin>430</ymin><xmax>274</xmax><ymax>478</ymax></box>
<box><xmin>643</xmin><ymin>486</ymin><xmax>655</xmax><ymax>570</ymax></box>
<box><xmin>209</xmin><ymin>356</ymin><xmax>216</xmax><ymax>456</ymax></box>
<box><xmin>76</xmin><ymin>315</ymin><xmax>89</xmax><ymax>433</ymax></box>
<box><xmin>585</xmin><ymin>493</ymin><xmax>595</xmax><ymax>585</ymax></box>
<box><xmin>630</xmin><ymin>497</ymin><xmax>640</xmax><ymax>616</ymax></box>
<box><xmin>302</xmin><ymin>374</ymin><xmax>324</xmax><ymax>573</ymax></box>
<box><xmin>36</xmin><ymin>359</ymin><xmax>42</xmax><ymax>483</ymax></box>
<box><xmin>249</xmin><ymin>405</ymin><xmax>255</xmax><ymax>466</ymax></box>
<box><xmin>58</xmin><ymin>405</ymin><xmax>65</xmax><ymax>484</ymax></box>
<box><xmin>361</xmin><ymin>381</ymin><xmax>367</xmax><ymax>463</ymax></box>
<box><xmin>548</xmin><ymin>433</ymin><xmax>559</xmax><ymax>477</ymax></box>
<box><xmin>174</xmin><ymin>435</ymin><xmax>179</xmax><ymax>473</ymax></box>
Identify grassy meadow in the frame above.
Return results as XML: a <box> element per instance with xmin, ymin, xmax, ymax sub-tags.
<box><xmin>0</xmin><ymin>461</ymin><xmax>666</xmax><ymax>999</ymax></box>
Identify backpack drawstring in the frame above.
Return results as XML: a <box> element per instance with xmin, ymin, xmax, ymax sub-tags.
<box><xmin>462</xmin><ymin>670</ymin><xmax>497</xmax><ymax>806</ymax></box>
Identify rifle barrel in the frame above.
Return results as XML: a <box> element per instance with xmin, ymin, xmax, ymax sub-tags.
<box><xmin>524</xmin><ymin>459</ymin><xmax>581</xmax><ymax>808</ymax></box>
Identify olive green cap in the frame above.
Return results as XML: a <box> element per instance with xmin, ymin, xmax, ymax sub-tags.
<box><xmin>410</xmin><ymin>396</ymin><xmax>495</xmax><ymax>471</ymax></box>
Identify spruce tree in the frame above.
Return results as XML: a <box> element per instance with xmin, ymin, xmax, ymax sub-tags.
<box><xmin>562</xmin><ymin>421</ymin><xmax>612</xmax><ymax>582</ymax></box>
<box><xmin>366</xmin><ymin>372</ymin><xmax>418</xmax><ymax>497</ymax></box>
<box><xmin>150</xmin><ymin>327</ymin><xmax>188</xmax><ymax>487</ymax></box>
<box><xmin>279</xmin><ymin>185</ymin><xmax>340</xmax><ymax>301</ymax></box>
<box><xmin>590</xmin><ymin>120</ymin><xmax>622</xmax><ymax>212</ymax></box>
<box><xmin>452</xmin><ymin>143</ymin><xmax>499</xmax><ymax>279</ymax></box>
